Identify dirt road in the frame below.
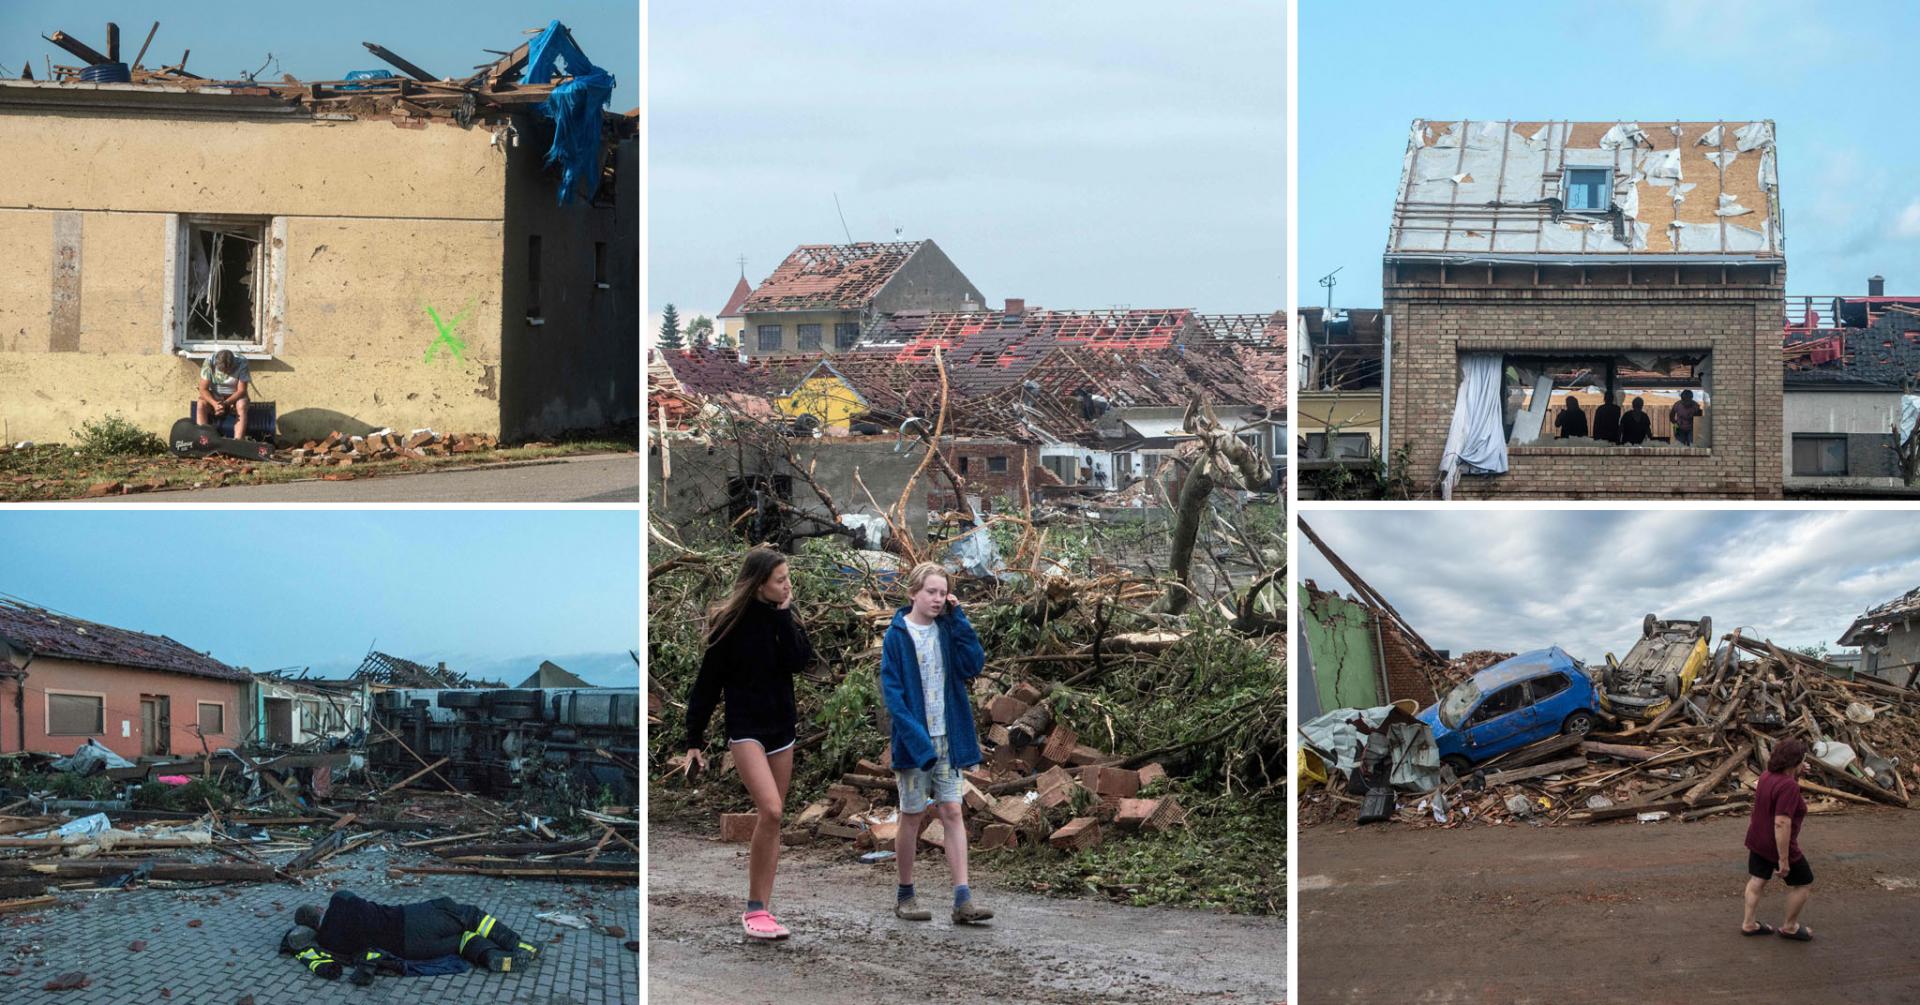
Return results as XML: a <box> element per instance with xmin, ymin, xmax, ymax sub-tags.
<box><xmin>1298</xmin><ymin>808</ymin><xmax>1920</xmax><ymax>1003</ymax></box>
<box><xmin>648</xmin><ymin>826</ymin><xmax>1286</xmax><ymax>1004</ymax></box>
<box><xmin>90</xmin><ymin>453</ymin><xmax>638</xmax><ymax>502</ymax></box>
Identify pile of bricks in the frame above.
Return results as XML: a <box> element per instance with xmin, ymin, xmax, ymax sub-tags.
<box><xmin>721</xmin><ymin>680</ymin><xmax>1187</xmax><ymax>853</ymax></box>
<box><xmin>286</xmin><ymin>430</ymin><xmax>499</xmax><ymax>466</ymax></box>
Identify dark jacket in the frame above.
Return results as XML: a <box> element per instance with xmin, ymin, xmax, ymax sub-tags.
<box><xmin>1555</xmin><ymin>404</ymin><xmax>1589</xmax><ymax>439</ymax></box>
<box><xmin>682</xmin><ymin>599</ymin><xmax>814</xmax><ymax>749</ymax></box>
<box><xmin>316</xmin><ymin>891</ymin><xmax>407</xmax><ymax>959</ymax></box>
<box><xmin>879</xmin><ymin>605</ymin><xmax>987</xmax><ymax>772</ymax></box>
<box><xmin>1620</xmin><ymin>408</ymin><xmax>1652</xmax><ymax>444</ymax></box>
<box><xmin>1591</xmin><ymin>402</ymin><xmax>1622</xmax><ymax>443</ymax></box>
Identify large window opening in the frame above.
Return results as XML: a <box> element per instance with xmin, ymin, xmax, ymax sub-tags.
<box><xmin>179</xmin><ymin>218</ymin><xmax>267</xmax><ymax>346</ymax></box>
<box><xmin>1501</xmin><ymin>351</ymin><xmax>1711</xmax><ymax>449</ymax></box>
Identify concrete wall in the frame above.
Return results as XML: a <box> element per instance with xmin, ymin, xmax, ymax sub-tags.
<box><xmin>871</xmin><ymin>241</ymin><xmax>985</xmax><ymax>316</ymax></box>
<box><xmin>738</xmin><ymin>309</ymin><xmax>858</xmax><ymax>356</ymax></box>
<box><xmin>498</xmin><ymin>125</ymin><xmax>638</xmax><ymax>439</ymax></box>
<box><xmin>0</xmin><ymin>98</ymin><xmax>512</xmax><ymax>442</ymax></box>
<box><xmin>0</xmin><ymin>656</ymin><xmax>243</xmax><ymax>759</ymax></box>
<box><xmin>1385</xmin><ymin>268</ymin><xmax>1784</xmax><ymax>499</ymax></box>
<box><xmin>1299</xmin><ymin>586</ymin><xmax>1386</xmax><ymax>711</ymax></box>
<box><xmin>1865</xmin><ymin>622</ymin><xmax>1920</xmax><ymax>685</ymax></box>
<box><xmin>1783</xmin><ymin>388</ymin><xmax>1902</xmax><ymax>488</ymax></box>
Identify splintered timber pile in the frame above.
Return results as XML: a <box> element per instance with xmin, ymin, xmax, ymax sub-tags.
<box><xmin>1317</xmin><ymin>634</ymin><xmax>1918</xmax><ymax>829</ymax></box>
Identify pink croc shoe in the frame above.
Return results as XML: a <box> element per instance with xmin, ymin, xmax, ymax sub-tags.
<box><xmin>741</xmin><ymin>909</ymin><xmax>790</xmax><ymax>940</ymax></box>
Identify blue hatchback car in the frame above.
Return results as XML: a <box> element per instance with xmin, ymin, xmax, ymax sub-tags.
<box><xmin>1417</xmin><ymin>647</ymin><xmax>1598</xmax><ymax>772</ymax></box>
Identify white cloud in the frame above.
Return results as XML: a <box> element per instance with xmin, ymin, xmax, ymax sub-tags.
<box><xmin>1896</xmin><ymin>200</ymin><xmax>1920</xmax><ymax>238</ymax></box>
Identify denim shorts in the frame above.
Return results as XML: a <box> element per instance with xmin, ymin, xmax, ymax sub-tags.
<box><xmin>894</xmin><ymin>734</ymin><xmax>963</xmax><ymax>814</ymax></box>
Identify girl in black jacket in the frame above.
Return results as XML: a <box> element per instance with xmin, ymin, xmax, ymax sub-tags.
<box><xmin>679</xmin><ymin>546</ymin><xmax>814</xmax><ymax>940</ymax></box>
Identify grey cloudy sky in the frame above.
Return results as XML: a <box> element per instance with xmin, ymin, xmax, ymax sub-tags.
<box><xmin>1299</xmin><ymin>510</ymin><xmax>1920</xmax><ymax>666</ymax></box>
<box><xmin>647</xmin><ymin>2</ymin><xmax>1285</xmax><ymax>337</ymax></box>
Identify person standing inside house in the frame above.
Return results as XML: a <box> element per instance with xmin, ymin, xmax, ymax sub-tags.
<box><xmin>1621</xmin><ymin>396</ymin><xmax>1653</xmax><ymax>445</ymax></box>
<box><xmin>1740</xmin><ymin>738</ymin><xmax>1816</xmax><ymax>941</ymax></box>
<box><xmin>678</xmin><ymin>546</ymin><xmax>815</xmax><ymax>941</ymax></box>
<box><xmin>1591</xmin><ymin>391</ymin><xmax>1624</xmax><ymax>444</ymax></box>
<box><xmin>1554</xmin><ymin>395</ymin><xmax>1589</xmax><ymax>439</ymax></box>
<box><xmin>195</xmin><ymin>349</ymin><xmax>251</xmax><ymax>435</ymax></box>
<box><xmin>1670</xmin><ymin>389</ymin><xmax>1704</xmax><ymax>446</ymax></box>
<box><xmin>882</xmin><ymin>562</ymin><xmax>993</xmax><ymax>926</ymax></box>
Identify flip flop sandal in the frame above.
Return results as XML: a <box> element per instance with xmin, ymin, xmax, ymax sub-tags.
<box><xmin>1741</xmin><ymin>923</ymin><xmax>1775</xmax><ymax>936</ymax></box>
<box><xmin>1777</xmin><ymin>926</ymin><xmax>1814</xmax><ymax>942</ymax></box>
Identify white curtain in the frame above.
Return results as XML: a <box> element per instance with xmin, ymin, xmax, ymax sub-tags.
<box><xmin>1901</xmin><ymin>395</ymin><xmax>1919</xmax><ymax>446</ymax></box>
<box><xmin>1439</xmin><ymin>353</ymin><xmax>1510</xmax><ymax>499</ymax></box>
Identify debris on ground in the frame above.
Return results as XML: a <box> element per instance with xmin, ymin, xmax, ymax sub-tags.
<box><xmin>1303</xmin><ymin>635</ymin><xmax>1919</xmax><ymax>829</ymax></box>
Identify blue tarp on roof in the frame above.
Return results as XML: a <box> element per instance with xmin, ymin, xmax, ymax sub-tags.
<box><xmin>523</xmin><ymin>19</ymin><xmax>615</xmax><ymax>205</ymax></box>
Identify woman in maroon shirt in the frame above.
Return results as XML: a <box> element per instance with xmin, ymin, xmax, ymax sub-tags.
<box><xmin>1740</xmin><ymin>738</ymin><xmax>1814</xmax><ymax>940</ymax></box>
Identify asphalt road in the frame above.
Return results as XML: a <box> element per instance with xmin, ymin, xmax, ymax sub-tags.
<box><xmin>82</xmin><ymin>454</ymin><xmax>639</xmax><ymax>503</ymax></box>
<box><xmin>649</xmin><ymin>825</ymin><xmax>1287</xmax><ymax>1005</ymax></box>
<box><xmin>1298</xmin><ymin>807</ymin><xmax>1920</xmax><ymax>1003</ymax></box>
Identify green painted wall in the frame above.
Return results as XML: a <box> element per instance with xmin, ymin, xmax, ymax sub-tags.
<box><xmin>1299</xmin><ymin>584</ymin><xmax>1385</xmax><ymax>711</ymax></box>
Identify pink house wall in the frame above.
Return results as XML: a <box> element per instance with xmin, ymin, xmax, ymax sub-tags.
<box><xmin>0</xmin><ymin>656</ymin><xmax>245</xmax><ymax>760</ymax></box>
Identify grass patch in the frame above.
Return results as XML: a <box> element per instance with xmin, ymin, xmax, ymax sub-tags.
<box><xmin>995</xmin><ymin>795</ymin><xmax>1284</xmax><ymax>913</ymax></box>
<box><xmin>72</xmin><ymin>414</ymin><xmax>167</xmax><ymax>458</ymax></box>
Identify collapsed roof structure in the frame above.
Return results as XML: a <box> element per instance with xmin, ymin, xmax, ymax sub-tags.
<box><xmin>1390</xmin><ymin>119</ymin><xmax>1782</xmax><ymax>260</ymax></box>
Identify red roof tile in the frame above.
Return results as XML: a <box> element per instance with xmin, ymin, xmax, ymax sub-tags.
<box><xmin>0</xmin><ymin>599</ymin><xmax>248</xmax><ymax>682</ymax></box>
<box><xmin>718</xmin><ymin>277</ymin><xmax>753</xmax><ymax>318</ymax></box>
<box><xmin>740</xmin><ymin>242</ymin><xmax>925</xmax><ymax>313</ymax></box>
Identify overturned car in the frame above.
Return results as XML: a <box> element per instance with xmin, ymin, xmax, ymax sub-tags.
<box><xmin>1599</xmin><ymin>614</ymin><xmax>1713</xmax><ymax>722</ymax></box>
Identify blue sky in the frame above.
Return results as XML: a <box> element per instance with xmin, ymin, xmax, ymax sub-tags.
<box><xmin>0</xmin><ymin>510</ymin><xmax>638</xmax><ymax>687</ymax></box>
<box><xmin>0</xmin><ymin>1</ymin><xmax>636</xmax><ymax>111</ymax></box>
<box><xmin>1301</xmin><ymin>0</ymin><xmax>1918</xmax><ymax>307</ymax></box>
<box><xmin>1299</xmin><ymin>510</ymin><xmax>1920</xmax><ymax>666</ymax></box>
<box><xmin>648</xmin><ymin>2</ymin><xmax>1286</xmax><ymax>338</ymax></box>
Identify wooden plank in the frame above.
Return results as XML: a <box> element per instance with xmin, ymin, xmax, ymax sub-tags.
<box><xmin>389</xmin><ymin>864</ymin><xmax>634</xmax><ymax>880</ymax></box>
<box><xmin>361</xmin><ymin>41</ymin><xmax>437</xmax><ymax>82</ymax></box>
<box><xmin>1568</xmin><ymin>798</ymin><xmax>1688</xmax><ymax>823</ymax></box>
<box><xmin>376</xmin><ymin>757</ymin><xmax>451</xmax><ymax>797</ymax></box>
<box><xmin>44</xmin><ymin>31</ymin><xmax>110</xmax><ymax>66</ymax></box>
<box><xmin>131</xmin><ymin>22</ymin><xmax>158</xmax><ymax>69</ymax></box>
<box><xmin>1483</xmin><ymin>756</ymin><xmax>1589</xmax><ymax>786</ymax></box>
<box><xmin>1479</xmin><ymin>731</ymin><xmax>1585</xmax><ymax>771</ymax></box>
<box><xmin>1682</xmin><ymin>741</ymin><xmax>1753</xmax><ymax>806</ymax></box>
<box><xmin>401</xmin><ymin>829</ymin><xmax>496</xmax><ymax>849</ymax></box>
<box><xmin>1579</xmin><ymin>740</ymin><xmax>1677</xmax><ymax>762</ymax></box>
<box><xmin>0</xmin><ymin>896</ymin><xmax>56</xmax><ymax>915</ymax></box>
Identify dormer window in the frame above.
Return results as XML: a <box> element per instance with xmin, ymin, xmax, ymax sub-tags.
<box><xmin>1564</xmin><ymin>168</ymin><xmax>1611</xmax><ymax>212</ymax></box>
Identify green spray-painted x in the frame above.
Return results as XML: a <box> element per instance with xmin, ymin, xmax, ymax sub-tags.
<box><xmin>424</xmin><ymin>305</ymin><xmax>472</xmax><ymax>363</ymax></box>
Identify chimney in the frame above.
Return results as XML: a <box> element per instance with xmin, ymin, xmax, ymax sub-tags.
<box><xmin>1004</xmin><ymin>298</ymin><xmax>1025</xmax><ymax>316</ymax></box>
<box><xmin>1869</xmin><ymin>275</ymin><xmax>1886</xmax><ymax>297</ymax></box>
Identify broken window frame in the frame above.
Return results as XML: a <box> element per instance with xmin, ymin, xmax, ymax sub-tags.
<box><xmin>834</xmin><ymin>322</ymin><xmax>860</xmax><ymax>350</ymax></box>
<box><xmin>1303</xmin><ymin>431</ymin><xmax>1372</xmax><ymax>460</ymax></box>
<box><xmin>1563</xmin><ymin>167</ymin><xmax>1612</xmax><ymax>213</ymax></box>
<box><xmin>1791</xmin><ymin>434</ymin><xmax>1848</xmax><ymax>476</ymax></box>
<box><xmin>1499</xmin><ymin>351</ymin><xmax>1712</xmax><ymax>449</ymax></box>
<box><xmin>169</xmin><ymin>214</ymin><xmax>278</xmax><ymax>355</ymax></box>
<box><xmin>46</xmin><ymin>691</ymin><xmax>105</xmax><ymax>736</ymax></box>
<box><xmin>797</xmin><ymin>323</ymin><xmax>823</xmax><ymax>351</ymax></box>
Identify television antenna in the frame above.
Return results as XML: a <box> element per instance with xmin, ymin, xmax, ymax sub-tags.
<box><xmin>1317</xmin><ymin>267</ymin><xmax>1342</xmax><ymax>312</ymax></box>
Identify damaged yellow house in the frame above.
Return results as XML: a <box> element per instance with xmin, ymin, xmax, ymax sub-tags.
<box><xmin>0</xmin><ymin>71</ymin><xmax>637</xmax><ymax>443</ymax></box>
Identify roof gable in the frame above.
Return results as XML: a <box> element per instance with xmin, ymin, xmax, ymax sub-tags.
<box><xmin>718</xmin><ymin>277</ymin><xmax>753</xmax><ymax>318</ymax></box>
<box><xmin>741</xmin><ymin>241</ymin><xmax>926</xmax><ymax>313</ymax></box>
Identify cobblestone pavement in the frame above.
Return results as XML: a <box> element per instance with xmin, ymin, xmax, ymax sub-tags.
<box><xmin>0</xmin><ymin>848</ymin><xmax>638</xmax><ymax>1005</ymax></box>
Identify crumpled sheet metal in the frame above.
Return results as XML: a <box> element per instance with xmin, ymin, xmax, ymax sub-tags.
<box><xmin>1299</xmin><ymin>705</ymin><xmax>1442</xmax><ymax>792</ymax></box>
